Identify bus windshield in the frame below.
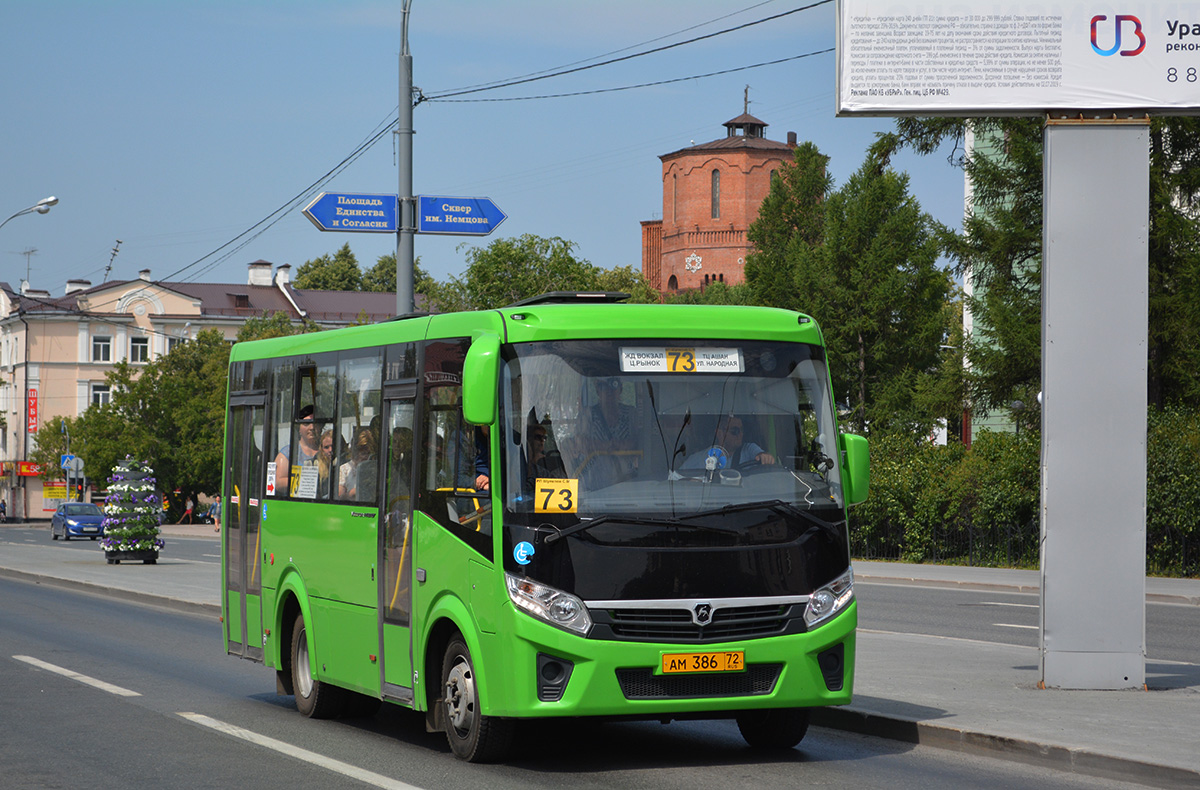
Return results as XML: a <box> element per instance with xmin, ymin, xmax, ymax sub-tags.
<box><xmin>500</xmin><ymin>339</ymin><xmax>843</xmax><ymax>519</ymax></box>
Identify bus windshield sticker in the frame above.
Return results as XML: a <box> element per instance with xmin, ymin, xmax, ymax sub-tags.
<box><xmin>265</xmin><ymin>467</ymin><xmax>276</xmax><ymax>497</ymax></box>
<box><xmin>619</xmin><ymin>347</ymin><xmax>743</xmax><ymax>374</ymax></box>
<box><xmin>295</xmin><ymin>466</ymin><xmax>319</xmax><ymax>499</ymax></box>
<box><xmin>534</xmin><ymin>478</ymin><xmax>578</xmax><ymax>514</ymax></box>
<box><xmin>514</xmin><ymin>540</ymin><xmax>535</xmax><ymax>565</ymax></box>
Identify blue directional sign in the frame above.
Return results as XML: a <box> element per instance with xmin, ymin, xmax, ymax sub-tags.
<box><xmin>417</xmin><ymin>195</ymin><xmax>507</xmax><ymax>236</ymax></box>
<box><xmin>303</xmin><ymin>192</ymin><xmax>397</xmax><ymax>233</ymax></box>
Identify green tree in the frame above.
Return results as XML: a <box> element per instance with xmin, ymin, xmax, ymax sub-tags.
<box><xmin>237</xmin><ymin>311</ymin><xmax>312</xmax><ymax>341</ymax></box>
<box><xmin>29</xmin><ymin>418</ymin><xmax>74</xmax><ymax>486</ymax></box>
<box><xmin>744</xmin><ymin>142</ymin><xmax>832</xmax><ymax>310</ymax></box>
<box><xmin>792</xmin><ymin>156</ymin><xmax>953</xmax><ymax>433</ymax></box>
<box><xmin>1148</xmin><ymin>119</ymin><xmax>1200</xmax><ymax>407</ymax></box>
<box><xmin>596</xmin><ymin>263</ymin><xmax>659</xmax><ymax>304</ymax></box>
<box><xmin>427</xmin><ymin>234</ymin><xmax>652</xmax><ymax>311</ymax></box>
<box><xmin>72</xmin><ymin>329</ymin><xmax>232</xmax><ymax>513</ymax></box>
<box><xmin>363</xmin><ymin>252</ymin><xmax>434</xmax><ymax>295</ymax></box>
<box><xmin>294</xmin><ymin>242</ymin><xmax>363</xmax><ymax>291</ymax></box>
<box><xmin>873</xmin><ymin>116</ymin><xmax>1200</xmax><ymax>418</ymax></box>
<box><xmin>662</xmin><ymin>281</ymin><xmax>754</xmax><ymax>305</ymax></box>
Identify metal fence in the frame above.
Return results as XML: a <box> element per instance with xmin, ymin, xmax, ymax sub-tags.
<box><xmin>850</xmin><ymin>516</ymin><xmax>1041</xmax><ymax>568</ymax></box>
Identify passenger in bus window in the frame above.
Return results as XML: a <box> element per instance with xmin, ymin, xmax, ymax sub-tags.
<box><xmin>465</xmin><ymin>425</ymin><xmax>490</xmax><ymax>491</ymax></box>
<box><xmin>340</xmin><ymin>427</ymin><xmax>378</xmax><ymax>500</ymax></box>
<box><xmin>523</xmin><ymin>421</ymin><xmax>566</xmax><ymax>490</ymax></box>
<box><xmin>581</xmin><ymin>377</ymin><xmax>637</xmax><ymax>487</ymax></box>
<box><xmin>317</xmin><ymin>428</ymin><xmax>334</xmax><ymax>499</ymax></box>
<box><xmin>274</xmin><ymin>404</ymin><xmax>321</xmax><ymax>489</ymax></box>
<box><xmin>590</xmin><ymin>377</ymin><xmax>634</xmax><ymax>444</ymax></box>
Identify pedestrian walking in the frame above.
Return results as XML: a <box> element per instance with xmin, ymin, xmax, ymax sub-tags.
<box><xmin>176</xmin><ymin>497</ymin><xmax>193</xmax><ymax>524</ymax></box>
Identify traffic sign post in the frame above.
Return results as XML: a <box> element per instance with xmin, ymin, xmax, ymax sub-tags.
<box><xmin>416</xmin><ymin>195</ymin><xmax>507</xmax><ymax>236</ymax></box>
<box><xmin>302</xmin><ymin>192</ymin><xmax>398</xmax><ymax>233</ymax></box>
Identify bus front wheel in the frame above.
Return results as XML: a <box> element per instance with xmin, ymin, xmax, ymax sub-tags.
<box><xmin>736</xmin><ymin>707</ymin><xmax>811</xmax><ymax>749</ymax></box>
<box><xmin>441</xmin><ymin>636</ymin><xmax>513</xmax><ymax>762</ymax></box>
<box><xmin>290</xmin><ymin>612</ymin><xmax>344</xmax><ymax>719</ymax></box>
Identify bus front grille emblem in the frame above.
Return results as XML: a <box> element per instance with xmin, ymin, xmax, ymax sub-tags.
<box><xmin>692</xmin><ymin>603</ymin><xmax>714</xmax><ymax>626</ymax></box>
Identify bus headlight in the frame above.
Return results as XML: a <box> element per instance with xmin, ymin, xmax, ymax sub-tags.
<box><xmin>506</xmin><ymin>573</ymin><xmax>593</xmax><ymax>636</ymax></box>
<box><xmin>804</xmin><ymin>568</ymin><xmax>854</xmax><ymax>628</ymax></box>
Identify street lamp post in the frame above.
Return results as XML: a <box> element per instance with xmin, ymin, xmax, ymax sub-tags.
<box><xmin>0</xmin><ymin>196</ymin><xmax>58</xmax><ymax>232</ymax></box>
<box><xmin>2</xmin><ymin>195</ymin><xmax>57</xmax><ymax>522</ymax></box>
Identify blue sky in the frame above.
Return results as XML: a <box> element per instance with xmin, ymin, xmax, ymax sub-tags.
<box><xmin>3</xmin><ymin>1</ymin><xmax>962</xmax><ymax>295</ymax></box>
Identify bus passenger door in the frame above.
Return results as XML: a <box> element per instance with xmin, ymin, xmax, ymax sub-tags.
<box><xmin>380</xmin><ymin>385</ymin><xmax>417</xmax><ymax>700</ymax></box>
<box><xmin>224</xmin><ymin>397</ymin><xmax>265</xmax><ymax>661</ymax></box>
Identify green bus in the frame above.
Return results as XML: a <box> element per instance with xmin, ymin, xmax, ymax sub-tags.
<box><xmin>221</xmin><ymin>293</ymin><xmax>868</xmax><ymax>762</ymax></box>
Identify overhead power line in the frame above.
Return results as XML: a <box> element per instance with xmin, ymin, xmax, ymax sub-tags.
<box><xmin>426</xmin><ymin>49</ymin><xmax>833</xmax><ymax>104</ymax></box>
<box><xmin>422</xmin><ymin>0</ymin><xmax>833</xmax><ymax>102</ymax></box>
<box><xmin>439</xmin><ymin>0</ymin><xmax>787</xmax><ymax>94</ymax></box>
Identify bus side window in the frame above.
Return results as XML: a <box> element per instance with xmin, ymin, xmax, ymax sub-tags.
<box><xmin>268</xmin><ymin>363</ymin><xmax>293</xmax><ymax>497</ymax></box>
<box><xmin>337</xmin><ymin>350</ymin><xmax>383</xmax><ymax>503</ymax></box>
<box><xmin>418</xmin><ymin>339</ymin><xmax>492</xmax><ymax>560</ymax></box>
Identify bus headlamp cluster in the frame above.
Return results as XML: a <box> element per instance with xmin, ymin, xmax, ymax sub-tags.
<box><xmin>506</xmin><ymin>573</ymin><xmax>592</xmax><ymax>636</ymax></box>
<box><xmin>803</xmin><ymin>568</ymin><xmax>854</xmax><ymax>628</ymax></box>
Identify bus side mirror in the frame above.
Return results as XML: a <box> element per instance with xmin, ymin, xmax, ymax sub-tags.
<box><xmin>839</xmin><ymin>433</ymin><xmax>869</xmax><ymax>506</ymax></box>
<box><xmin>462</xmin><ymin>333</ymin><xmax>501</xmax><ymax>425</ymax></box>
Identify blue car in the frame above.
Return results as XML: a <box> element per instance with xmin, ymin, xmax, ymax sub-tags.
<box><xmin>51</xmin><ymin>502</ymin><xmax>106</xmax><ymax>541</ymax></box>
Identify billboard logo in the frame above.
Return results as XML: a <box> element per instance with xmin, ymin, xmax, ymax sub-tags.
<box><xmin>1091</xmin><ymin>14</ymin><xmax>1145</xmax><ymax>56</ymax></box>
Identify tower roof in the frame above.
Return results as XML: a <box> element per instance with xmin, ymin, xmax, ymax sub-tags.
<box><xmin>722</xmin><ymin>112</ymin><xmax>768</xmax><ymax>135</ymax></box>
<box><xmin>661</xmin><ymin>113</ymin><xmax>792</xmax><ymax>161</ymax></box>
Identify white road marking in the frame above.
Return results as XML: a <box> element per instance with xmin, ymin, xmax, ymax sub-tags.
<box><xmin>178</xmin><ymin>713</ymin><xmax>425</xmax><ymax>790</ymax></box>
<box><xmin>13</xmin><ymin>655</ymin><xmax>141</xmax><ymax>697</ymax></box>
<box><xmin>978</xmin><ymin>601</ymin><xmax>1038</xmax><ymax>608</ymax></box>
<box><xmin>994</xmin><ymin>623</ymin><xmax>1038</xmax><ymax>630</ymax></box>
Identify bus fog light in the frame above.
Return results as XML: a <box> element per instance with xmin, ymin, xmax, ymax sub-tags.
<box><xmin>507</xmin><ymin>573</ymin><xmax>592</xmax><ymax>635</ymax></box>
<box><xmin>804</xmin><ymin>568</ymin><xmax>854</xmax><ymax>628</ymax></box>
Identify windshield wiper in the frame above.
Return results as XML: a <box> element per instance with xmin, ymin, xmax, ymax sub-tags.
<box><xmin>544</xmin><ymin>513</ymin><xmax>736</xmax><ymax>544</ymax></box>
<box><xmin>544</xmin><ymin>500</ymin><xmax>836</xmax><ymax>544</ymax></box>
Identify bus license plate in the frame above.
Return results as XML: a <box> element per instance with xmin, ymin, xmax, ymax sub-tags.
<box><xmin>661</xmin><ymin>651</ymin><xmax>744</xmax><ymax>674</ymax></box>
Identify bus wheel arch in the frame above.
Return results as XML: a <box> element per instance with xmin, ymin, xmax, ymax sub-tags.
<box><xmin>275</xmin><ymin>573</ymin><xmax>313</xmax><ymax>698</ymax></box>
<box><xmin>422</xmin><ymin>617</ymin><xmax>462</xmax><ymax>731</ymax></box>
<box><xmin>275</xmin><ymin>591</ymin><xmax>302</xmax><ymax>696</ymax></box>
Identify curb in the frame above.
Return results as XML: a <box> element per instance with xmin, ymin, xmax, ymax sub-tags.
<box><xmin>0</xmin><ymin>566</ymin><xmax>221</xmax><ymax>618</ymax></box>
<box><xmin>812</xmin><ymin>707</ymin><xmax>1200</xmax><ymax>789</ymax></box>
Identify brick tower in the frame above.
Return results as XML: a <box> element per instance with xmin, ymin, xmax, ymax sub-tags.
<box><xmin>642</xmin><ymin>110</ymin><xmax>796</xmax><ymax>293</ymax></box>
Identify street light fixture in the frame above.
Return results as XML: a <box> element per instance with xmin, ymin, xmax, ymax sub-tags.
<box><xmin>0</xmin><ymin>196</ymin><xmax>59</xmax><ymax>231</ymax></box>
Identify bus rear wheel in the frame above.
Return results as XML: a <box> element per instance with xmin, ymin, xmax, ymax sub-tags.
<box><xmin>441</xmin><ymin>636</ymin><xmax>513</xmax><ymax>762</ymax></box>
<box><xmin>736</xmin><ymin>707</ymin><xmax>811</xmax><ymax>749</ymax></box>
<box><xmin>290</xmin><ymin>612</ymin><xmax>344</xmax><ymax>719</ymax></box>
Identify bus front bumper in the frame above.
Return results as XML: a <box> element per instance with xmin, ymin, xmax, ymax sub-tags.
<box><xmin>480</xmin><ymin>600</ymin><xmax>857</xmax><ymax>719</ymax></box>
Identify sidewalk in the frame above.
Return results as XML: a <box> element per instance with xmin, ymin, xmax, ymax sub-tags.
<box><xmin>2</xmin><ymin>523</ymin><xmax>1198</xmax><ymax>787</ymax></box>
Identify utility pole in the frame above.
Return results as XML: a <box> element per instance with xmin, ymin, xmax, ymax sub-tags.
<box><xmin>396</xmin><ymin>0</ymin><xmax>416</xmax><ymax>316</ymax></box>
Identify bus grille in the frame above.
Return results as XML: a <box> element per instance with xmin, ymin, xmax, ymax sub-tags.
<box><xmin>615</xmin><ymin>664</ymin><xmax>782</xmax><ymax>700</ymax></box>
<box><xmin>601</xmin><ymin>604</ymin><xmax>794</xmax><ymax>642</ymax></box>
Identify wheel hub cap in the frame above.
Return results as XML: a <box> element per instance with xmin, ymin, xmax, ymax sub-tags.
<box><xmin>444</xmin><ymin>660</ymin><xmax>475</xmax><ymax>732</ymax></box>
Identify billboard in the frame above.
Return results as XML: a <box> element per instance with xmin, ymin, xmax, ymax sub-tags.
<box><xmin>837</xmin><ymin>1</ymin><xmax>1200</xmax><ymax>115</ymax></box>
